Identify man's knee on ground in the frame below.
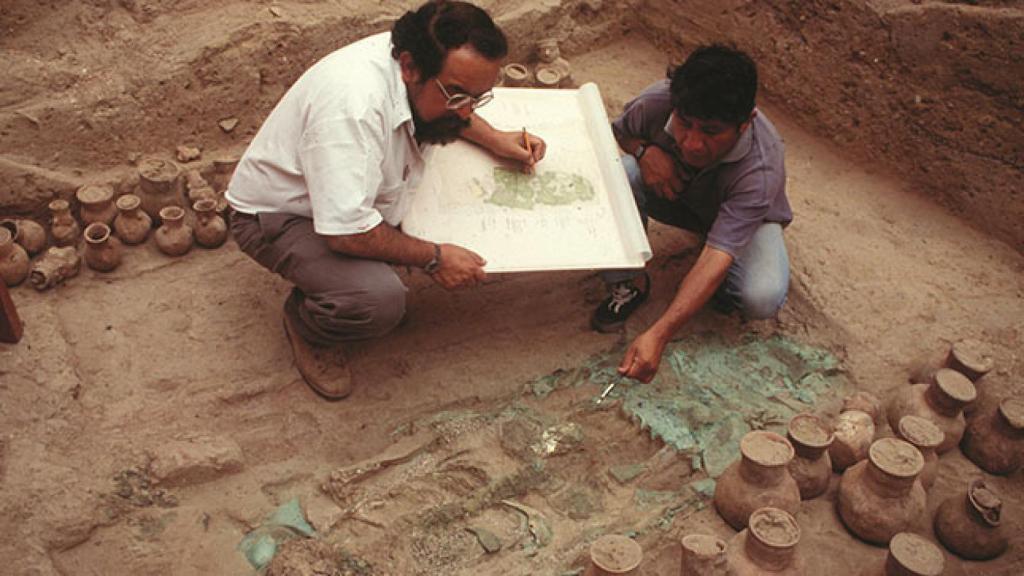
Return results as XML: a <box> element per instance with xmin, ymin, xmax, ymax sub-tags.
<box><xmin>739</xmin><ymin>279</ymin><xmax>788</xmax><ymax>320</ymax></box>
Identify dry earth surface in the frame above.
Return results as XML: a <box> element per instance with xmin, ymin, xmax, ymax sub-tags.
<box><xmin>1</xmin><ymin>1</ymin><xmax>1022</xmax><ymax>575</ymax></box>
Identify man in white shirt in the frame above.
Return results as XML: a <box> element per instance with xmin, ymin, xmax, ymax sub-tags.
<box><xmin>227</xmin><ymin>0</ymin><xmax>544</xmax><ymax>399</ymax></box>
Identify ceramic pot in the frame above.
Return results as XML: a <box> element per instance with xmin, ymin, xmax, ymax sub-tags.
<box><xmin>934</xmin><ymin>479</ymin><xmax>1007</xmax><ymax>560</ymax></box>
<box><xmin>843</xmin><ymin>391</ymin><xmax>883</xmax><ymax>425</ymax></box>
<box><xmin>49</xmin><ymin>199</ymin><xmax>80</xmax><ymax>247</ymax></box>
<box><xmin>895</xmin><ymin>416</ymin><xmax>942</xmax><ymax>490</ymax></box>
<box><xmin>837</xmin><ymin>438</ymin><xmax>927</xmax><ymax>545</ymax></box>
<box><xmin>154</xmin><ymin>206</ymin><xmax>193</xmax><ymax>256</ymax></box>
<box><xmin>961</xmin><ymin>397</ymin><xmax>1024</xmax><ymax>475</ymax></box>
<box><xmin>786</xmin><ymin>413</ymin><xmax>833</xmax><ymax>500</ymax></box>
<box><xmin>586</xmin><ymin>534</ymin><xmax>641</xmax><ymax>576</ymax></box>
<box><xmin>535</xmin><ymin>67</ymin><xmax>562</xmax><ymax>88</ymax></box>
<box><xmin>864</xmin><ymin>532</ymin><xmax>944</xmax><ymax>576</ymax></box>
<box><xmin>829</xmin><ymin>410</ymin><xmax>875</xmax><ymax>472</ymax></box>
<box><xmin>137</xmin><ymin>156</ymin><xmax>184</xmax><ymax>220</ymax></box>
<box><xmin>192</xmin><ymin>198</ymin><xmax>228</xmax><ymax>248</ymax></box>
<box><xmin>714</xmin><ymin>430</ymin><xmax>801</xmax><ymax>530</ymax></box>
<box><xmin>501</xmin><ymin>63</ymin><xmax>531</xmax><ymax>87</ymax></box>
<box><xmin>113</xmin><ymin>194</ymin><xmax>152</xmax><ymax>245</ymax></box>
<box><xmin>1</xmin><ymin>219</ymin><xmax>47</xmax><ymax>256</ymax></box>
<box><xmin>885</xmin><ymin>369</ymin><xmax>976</xmax><ymax>453</ymax></box>
<box><xmin>76</xmin><ymin>184</ymin><xmax>118</xmax><ymax>226</ymax></box>
<box><xmin>0</xmin><ymin>227</ymin><xmax>30</xmax><ymax>287</ymax></box>
<box><xmin>83</xmin><ymin>222</ymin><xmax>122</xmax><ymax>272</ymax></box>
<box><xmin>209</xmin><ymin>153</ymin><xmax>240</xmax><ymax>193</ymax></box>
<box><xmin>680</xmin><ymin>534</ymin><xmax>729</xmax><ymax>576</ymax></box>
<box><xmin>945</xmin><ymin>339</ymin><xmax>994</xmax><ymax>382</ymax></box>
<box><xmin>29</xmin><ymin>246</ymin><xmax>81</xmax><ymax>291</ymax></box>
<box><xmin>726</xmin><ymin>507</ymin><xmax>805</xmax><ymax>575</ymax></box>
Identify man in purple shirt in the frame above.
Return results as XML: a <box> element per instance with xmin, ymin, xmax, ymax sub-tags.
<box><xmin>593</xmin><ymin>45</ymin><xmax>792</xmax><ymax>383</ymax></box>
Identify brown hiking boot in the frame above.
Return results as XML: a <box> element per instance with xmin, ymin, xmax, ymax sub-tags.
<box><xmin>282</xmin><ymin>313</ymin><xmax>353</xmax><ymax>400</ymax></box>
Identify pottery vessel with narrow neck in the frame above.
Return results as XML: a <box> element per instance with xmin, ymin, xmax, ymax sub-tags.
<box><xmin>885</xmin><ymin>368</ymin><xmax>976</xmax><ymax>453</ymax></box>
<box><xmin>787</xmin><ymin>413</ymin><xmax>834</xmax><ymax>499</ymax></box>
<box><xmin>837</xmin><ymin>438</ymin><xmax>927</xmax><ymax>545</ymax></box>
<box><xmin>934</xmin><ymin>479</ymin><xmax>1007</xmax><ymax>560</ymax></box>
<box><xmin>860</xmin><ymin>532</ymin><xmax>944</xmax><ymax>576</ymax></box>
<box><xmin>586</xmin><ymin>534</ymin><xmax>641</xmax><ymax>576</ymax></box>
<box><xmin>0</xmin><ymin>227</ymin><xmax>30</xmax><ymax>287</ymax></box>
<box><xmin>895</xmin><ymin>415</ymin><xmax>942</xmax><ymax>490</ymax></box>
<box><xmin>714</xmin><ymin>430</ymin><xmax>801</xmax><ymax>530</ymax></box>
<box><xmin>83</xmin><ymin>223</ymin><xmax>122</xmax><ymax>272</ymax></box>
<box><xmin>154</xmin><ymin>206</ymin><xmax>193</xmax><ymax>256</ymax></box>
<box><xmin>49</xmin><ymin>199</ymin><xmax>80</xmax><ymax>247</ymax></box>
<box><xmin>829</xmin><ymin>409</ymin><xmax>875</xmax><ymax>472</ymax></box>
<box><xmin>680</xmin><ymin>534</ymin><xmax>729</xmax><ymax>576</ymax></box>
<box><xmin>29</xmin><ymin>247</ymin><xmax>81</xmax><ymax>290</ymax></box>
<box><xmin>76</xmin><ymin>184</ymin><xmax>118</xmax><ymax>226</ymax></box>
<box><xmin>113</xmin><ymin>194</ymin><xmax>152</xmax><ymax>245</ymax></box>
<box><xmin>961</xmin><ymin>397</ymin><xmax>1024</xmax><ymax>475</ymax></box>
<box><xmin>2</xmin><ymin>219</ymin><xmax>46</xmax><ymax>256</ymax></box>
<box><xmin>192</xmin><ymin>198</ymin><xmax>227</xmax><ymax>248</ymax></box>
<box><xmin>726</xmin><ymin>507</ymin><xmax>805</xmax><ymax>575</ymax></box>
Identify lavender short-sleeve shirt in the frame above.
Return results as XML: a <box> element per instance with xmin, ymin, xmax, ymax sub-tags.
<box><xmin>612</xmin><ymin>80</ymin><xmax>792</xmax><ymax>257</ymax></box>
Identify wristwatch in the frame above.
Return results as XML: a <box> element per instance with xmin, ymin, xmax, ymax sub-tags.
<box><xmin>632</xmin><ymin>142</ymin><xmax>649</xmax><ymax>160</ymax></box>
<box><xmin>423</xmin><ymin>243</ymin><xmax>442</xmax><ymax>274</ymax></box>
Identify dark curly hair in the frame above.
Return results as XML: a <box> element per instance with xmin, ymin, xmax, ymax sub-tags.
<box><xmin>391</xmin><ymin>0</ymin><xmax>508</xmax><ymax>80</ymax></box>
<box><xmin>669</xmin><ymin>44</ymin><xmax>758</xmax><ymax>125</ymax></box>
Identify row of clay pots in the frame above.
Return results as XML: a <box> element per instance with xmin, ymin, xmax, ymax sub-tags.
<box><xmin>81</xmin><ymin>202</ymin><xmax>228</xmax><ymax>273</ymax></box>
<box><xmin>713</xmin><ymin>420</ymin><xmax>1011</xmax><ymax>559</ymax></box>
<box><xmin>679</xmin><ymin>518</ymin><xmax>950</xmax><ymax>576</ymax></box>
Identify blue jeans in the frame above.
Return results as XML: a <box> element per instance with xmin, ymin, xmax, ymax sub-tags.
<box><xmin>602</xmin><ymin>155</ymin><xmax>789</xmax><ymax>320</ymax></box>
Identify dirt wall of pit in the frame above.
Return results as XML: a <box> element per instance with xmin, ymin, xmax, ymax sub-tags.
<box><xmin>1</xmin><ymin>0</ymin><xmax>1022</xmax><ymax>249</ymax></box>
<box><xmin>641</xmin><ymin>0</ymin><xmax>1023</xmax><ymax>251</ymax></box>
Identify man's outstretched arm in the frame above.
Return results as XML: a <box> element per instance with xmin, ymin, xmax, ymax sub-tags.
<box><xmin>619</xmin><ymin>245</ymin><xmax>733</xmax><ymax>382</ymax></box>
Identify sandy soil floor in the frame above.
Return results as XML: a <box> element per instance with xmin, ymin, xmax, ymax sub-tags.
<box><xmin>1</xmin><ymin>33</ymin><xmax>1022</xmax><ymax>576</ymax></box>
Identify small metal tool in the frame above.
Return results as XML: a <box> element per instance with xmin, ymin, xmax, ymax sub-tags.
<box><xmin>597</xmin><ymin>379</ymin><xmax>620</xmax><ymax>404</ymax></box>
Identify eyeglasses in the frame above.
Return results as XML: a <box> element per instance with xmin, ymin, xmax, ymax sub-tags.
<box><xmin>434</xmin><ymin>78</ymin><xmax>493</xmax><ymax>111</ymax></box>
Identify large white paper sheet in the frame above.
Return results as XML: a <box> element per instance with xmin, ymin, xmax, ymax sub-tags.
<box><xmin>402</xmin><ymin>83</ymin><xmax>651</xmax><ymax>273</ymax></box>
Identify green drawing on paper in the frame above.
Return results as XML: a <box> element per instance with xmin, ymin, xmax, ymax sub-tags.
<box><xmin>484</xmin><ymin>167</ymin><xmax>596</xmax><ymax>210</ymax></box>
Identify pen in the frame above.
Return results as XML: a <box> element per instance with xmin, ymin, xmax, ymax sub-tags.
<box><xmin>522</xmin><ymin>127</ymin><xmax>534</xmax><ymax>175</ymax></box>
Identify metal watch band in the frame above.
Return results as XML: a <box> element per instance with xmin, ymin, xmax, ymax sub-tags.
<box><xmin>633</xmin><ymin>142</ymin><xmax>648</xmax><ymax>160</ymax></box>
<box><xmin>423</xmin><ymin>243</ymin><xmax>442</xmax><ymax>274</ymax></box>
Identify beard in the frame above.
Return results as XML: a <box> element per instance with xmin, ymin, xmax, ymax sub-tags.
<box><xmin>413</xmin><ymin>110</ymin><xmax>470</xmax><ymax>145</ymax></box>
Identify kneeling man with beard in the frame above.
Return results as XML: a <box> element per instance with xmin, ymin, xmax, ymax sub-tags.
<box><xmin>227</xmin><ymin>0</ymin><xmax>545</xmax><ymax>399</ymax></box>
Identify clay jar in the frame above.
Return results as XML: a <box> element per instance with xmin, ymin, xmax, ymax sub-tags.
<box><xmin>586</xmin><ymin>534</ymin><xmax>642</xmax><ymax>575</ymax></box>
<box><xmin>30</xmin><ymin>246</ymin><xmax>80</xmax><ymax>291</ymax></box>
<box><xmin>787</xmin><ymin>413</ymin><xmax>834</xmax><ymax>499</ymax></box>
<box><xmin>49</xmin><ymin>198</ymin><xmax>80</xmax><ymax>247</ymax></box>
<box><xmin>0</xmin><ymin>227</ymin><xmax>30</xmax><ymax>287</ymax></box>
<box><xmin>829</xmin><ymin>409</ymin><xmax>875</xmax><ymax>472</ymax></box>
<box><xmin>837</xmin><ymin>438</ymin><xmax>927</xmax><ymax>545</ymax></box>
<box><xmin>192</xmin><ymin>198</ymin><xmax>227</xmax><ymax>248</ymax></box>
<box><xmin>714</xmin><ymin>430</ymin><xmax>801</xmax><ymax>530</ymax></box>
<box><xmin>76</xmin><ymin>184</ymin><xmax>118</xmax><ymax>226</ymax></box>
<box><xmin>2</xmin><ymin>219</ymin><xmax>47</xmax><ymax>256</ymax></box>
<box><xmin>501</xmin><ymin>63</ymin><xmax>531</xmax><ymax>87</ymax></box>
<box><xmin>961</xmin><ymin>397</ymin><xmax>1024</xmax><ymax>475</ymax></box>
<box><xmin>113</xmin><ymin>193</ymin><xmax>153</xmax><ymax>245</ymax></box>
<box><xmin>83</xmin><ymin>222</ymin><xmax>123</xmax><ymax>272</ymax></box>
<box><xmin>865</xmin><ymin>532</ymin><xmax>944</xmax><ymax>576</ymax></box>
<box><xmin>945</xmin><ymin>339</ymin><xmax>994</xmax><ymax>382</ymax></box>
<box><xmin>895</xmin><ymin>416</ymin><xmax>942</xmax><ymax>490</ymax></box>
<box><xmin>138</xmin><ymin>156</ymin><xmax>184</xmax><ymax>220</ymax></box>
<box><xmin>885</xmin><ymin>368</ymin><xmax>976</xmax><ymax>453</ymax></box>
<box><xmin>679</xmin><ymin>534</ymin><xmax>729</xmax><ymax>576</ymax></box>
<box><xmin>933</xmin><ymin>479</ymin><xmax>1007</xmax><ymax>560</ymax></box>
<box><xmin>844</xmin><ymin>391</ymin><xmax>883</xmax><ymax>425</ymax></box>
<box><xmin>726</xmin><ymin>507</ymin><xmax>805</xmax><ymax>575</ymax></box>
<box><xmin>154</xmin><ymin>206</ymin><xmax>193</xmax><ymax>256</ymax></box>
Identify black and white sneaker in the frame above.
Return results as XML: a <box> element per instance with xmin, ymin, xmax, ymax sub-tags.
<box><xmin>590</xmin><ymin>274</ymin><xmax>650</xmax><ymax>333</ymax></box>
